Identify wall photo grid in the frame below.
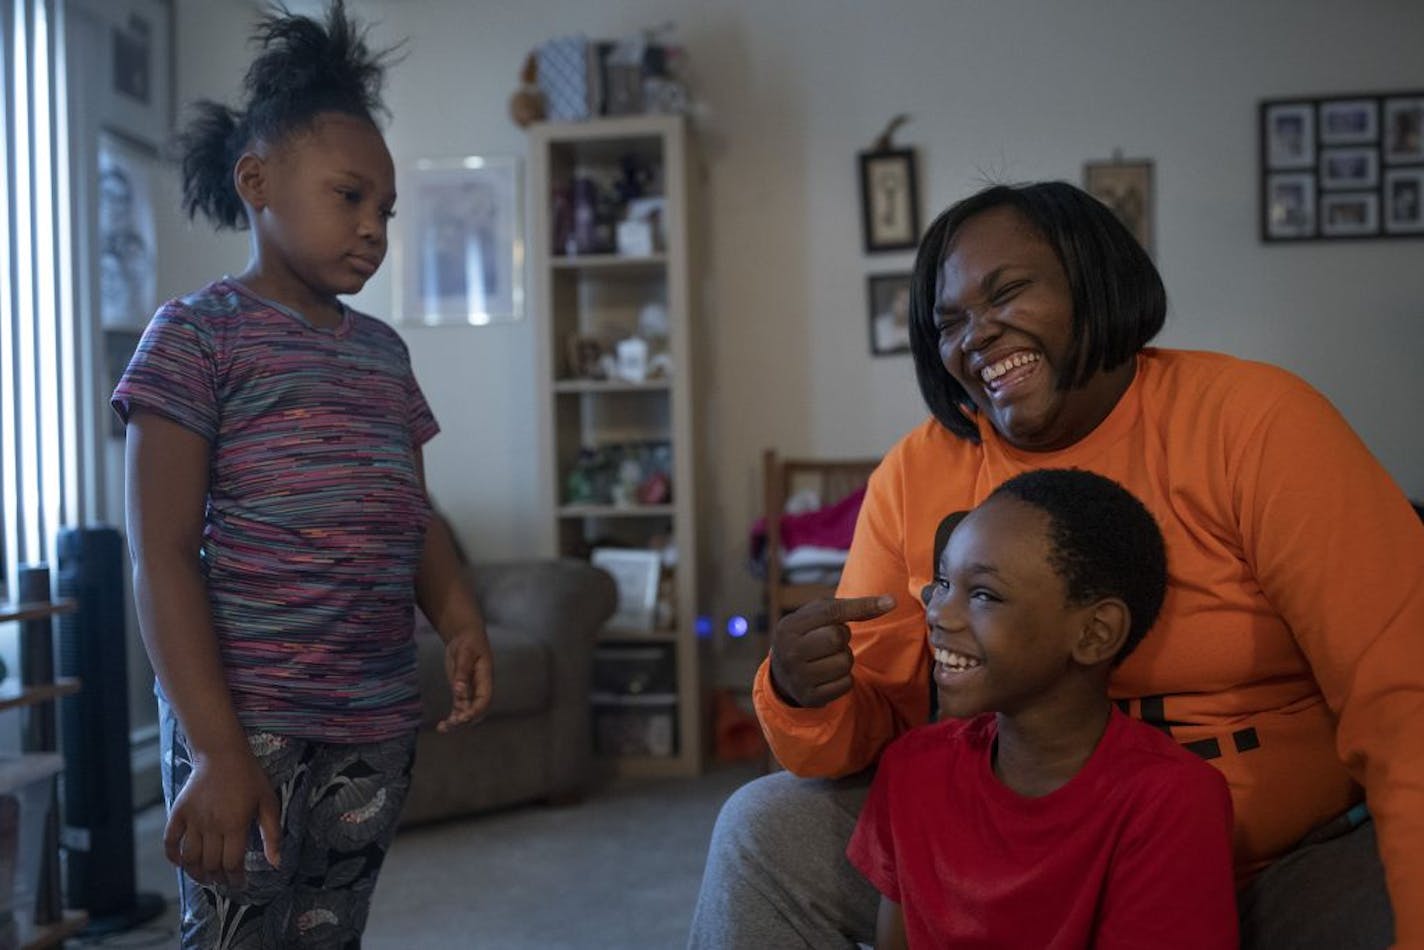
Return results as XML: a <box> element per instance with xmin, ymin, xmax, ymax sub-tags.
<box><xmin>1261</xmin><ymin>91</ymin><xmax>1424</xmax><ymax>241</ymax></box>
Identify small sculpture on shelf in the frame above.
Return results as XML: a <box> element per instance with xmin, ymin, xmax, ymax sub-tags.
<box><xmin>508</xmin><ymin>51</ymin><xmax>546</xmax><ymax>128</ymax></box>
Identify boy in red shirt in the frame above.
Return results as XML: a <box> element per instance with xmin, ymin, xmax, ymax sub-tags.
<box><xmin>848</xmin><ymin>469</ymin><xmax>1237</xmax><ymax>949</ymax></box>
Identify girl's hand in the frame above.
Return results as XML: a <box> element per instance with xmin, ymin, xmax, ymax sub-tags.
<box><xmin>438</xmin><ymin>627</ymin><xmax>494</xmax><ymax>732</ymax></box>
<box><xmin>163</xmin><ymin>746</ymin><xmax>281</xmax><ymax>888</ymax></box>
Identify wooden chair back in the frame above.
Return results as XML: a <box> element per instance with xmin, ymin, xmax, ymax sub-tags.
<box><xmin>762</xmin><ymin>448</ymin><xmax>880</xmax><ymax>625</ymax></box>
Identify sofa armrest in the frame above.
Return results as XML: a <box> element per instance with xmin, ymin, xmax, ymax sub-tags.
<box><xmin>467</xmin><ymin>558</ymin><xmax>617</xmax><ymax>644</ymax></box>
<box><xmin>468</xmin><ymin>558</ymin><xmax>616</xmax><ymax>798</ymax></box>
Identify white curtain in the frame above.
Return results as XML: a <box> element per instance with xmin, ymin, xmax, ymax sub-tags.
<box><xmin>2</xmin><ymin>0</ymin><xmax>80</xmax><ymax>596</ymax></box>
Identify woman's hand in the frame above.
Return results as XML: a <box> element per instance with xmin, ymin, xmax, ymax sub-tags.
<box><xmin>163</xmin><ymin>745</ymin><xmax>281</xmax><ymax>889</ymax></box>
<box><xmin>769</xmin><ymin>595</ymin><xmax>895</xmax><ymax>707</ymax></box>
<box><xmin>438</xmin><ymin>627</ymin><xmax>494</xmax><ymax>732</ymax></box>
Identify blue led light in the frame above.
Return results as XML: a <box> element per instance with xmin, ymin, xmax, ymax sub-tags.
<box><xmin>727</xmin><ymin>615</ymin><xmax>749</xmax><ymax>638</ymax></box>
<box><xmin>695</xmin><ymin>615</ymin><xmax>714</xmax><ymax>638</ymax></box>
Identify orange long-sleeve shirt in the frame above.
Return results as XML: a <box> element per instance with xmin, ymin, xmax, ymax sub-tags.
<box><xmin>755</xmin><ymin>348</ymin><xmax>1424</xmax><ymax>946</ymax></box>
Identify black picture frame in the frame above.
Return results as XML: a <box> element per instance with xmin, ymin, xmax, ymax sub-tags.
<box><xmin>867</xmin><ymin>272</ymin><xmax>913</xmax><ymax>357</ymax></box>
<box><xmin>1260</xmin><ymin>90</ymin><xmax>1424</xmax><ymax>242</ymax></box>
<box><xmin>858</xmin><ymin>149</ymin><xmax>921</xmax><ymax>253</ymax></box>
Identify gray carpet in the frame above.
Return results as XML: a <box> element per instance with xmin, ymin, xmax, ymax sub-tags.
<box><xmin>87</xmin><ymin>762</ymin><xmax>759</xmax><ymax>949</ymax></box>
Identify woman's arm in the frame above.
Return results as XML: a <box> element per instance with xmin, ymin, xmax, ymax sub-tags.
<box><xmin>125</xmin><ymin>410</ymin><xmax>280</xmax><ymax>883</ymax></box>
<box><xmin>1235</xmin><ymin>382</ymin><xmax>1424</xmax><ymax>945</ymax></box>
<box><xmin>412</xmin><ymin>448</ymin><xmax>493</xmax><ymax>731</ymax></box>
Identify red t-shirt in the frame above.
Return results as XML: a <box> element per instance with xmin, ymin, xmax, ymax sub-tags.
<box><xmin>848</xmin><ymin>708</ymin><xmax>1238</xmax><ymax>949</ymax></box>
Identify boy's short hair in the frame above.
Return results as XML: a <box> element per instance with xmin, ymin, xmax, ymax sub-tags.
<box><xmin>989</xmin><ymin>468</ymin><xmax>1167</xmax><ymax>665</ymax></box>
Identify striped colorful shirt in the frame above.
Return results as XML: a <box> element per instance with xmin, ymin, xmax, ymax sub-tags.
<box><xmin>112</xmin><ymin>278</ymin><xmax>439</xmax><ymax>742</ymax></box>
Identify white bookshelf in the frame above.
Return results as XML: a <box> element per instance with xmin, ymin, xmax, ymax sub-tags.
<box><xmin>528</xmin><ymin>115</ymin><xmax>703</xmax><ymax>777</ymax></box>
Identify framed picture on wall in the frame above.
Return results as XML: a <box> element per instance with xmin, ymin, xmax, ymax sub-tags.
<box><xmin>1384</xmin><ymin>169</ymin><xmax>1424</xmax><ymax>234</ymax></box>
<box><xmin>394</xmin><ymin>156</ymin><xmax>524</xmax><ymax>326</ymax></box>
<box><xmin>1260</xmin><ymin>90</ymin><xmax>1424</xmax><ymax>241</ymax></box>
<box><xmin>1263</xmin><ymin>101</ymin><xmax>1315</xmax><ymax>170</ymax></box>
<box><xmin>866</xmin><ymin>272</ymin><xmax>912</xmax><ymax>357</ymax></box>
<box><xmin>1083</xmin><ymin>156</ymin><xmax>1155</xmax><ymax>256</ymax></box>
<box><xmin>1320</xmin><ymin>193</ymin><xmax>1379</xmax><ymax>237</ymax></box>
<box><xmin>97</xmin><ymin>131</ymin><xmax>158</xmax><ymax>328</ymax></box>
<box><xmin>85</xmin><ymin>0</ymin><xmax>174</xmax><ymax>154</ymax></box>
<box><xmin>1264</xmin><ymin>172</ymin><xmax>1316</xmax><ymax>239</ymax></box>
<box><xmin>858</xmin><ymin>149</ymin><xmax>921</xmax><ymax>253</ymax></box>
<box><xmin>1319</xmin><ymin>99</ymin><xmax>1378</xmax><ymax>145</ymax></box>
<box><xmin>1383</xmin><ymin>96</ymin><xmax>1424</xmax><ymax>164</ymax></box>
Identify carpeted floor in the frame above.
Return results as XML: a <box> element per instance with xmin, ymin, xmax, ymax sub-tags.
<box><xmin>80</xmin><ymin>762</ymin><xmax>760</xmax><ymax>949</ymax></box>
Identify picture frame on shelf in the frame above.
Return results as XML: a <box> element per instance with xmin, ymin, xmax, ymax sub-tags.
<box><xmin>1083</xmin><ymin>156</ymin><xmax>1155</xmax><ymax>256</ymax></box>
<box><xmin>866</xmin><ymin>272</ymin><xmax>912</xmax><ymax>357</ymax></box>
<box><xmin>564</xmin><ymin>333</ymin><xmax>610</xmax><ymax>380</ymax></box>
<box><xmin>86</xmin><ymin>0</ymin><xmax>174</xmax><ymax>155</ymax></box>
<box><xmin>395</xmin><ymin>156</ymin><xmax>524</xmax><ymax>326</ymax></box>
<box><xmin>858</xmin><ymin>149</ymin><xmax>920</xmax><ymax>253</ymax></box>
<box><xmin>1260</xmin><ymin>90</ymin><xmax>1424</xmax><ymax>242</ymax></box>
<box><xmin>591</xmin><ymin>547</ymin><xmax>662</xmax><ymax>634</ymax></box>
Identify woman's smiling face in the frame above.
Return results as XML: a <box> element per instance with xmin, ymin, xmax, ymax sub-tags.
<box><xmin>934</xmin><ymin>206</ymin><xmax>1130</xmax><ymax>451</ymax></box>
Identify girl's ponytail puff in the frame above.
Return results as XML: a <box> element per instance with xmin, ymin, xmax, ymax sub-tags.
<box><xmin>177</xmin><ymin>100</ymin><xmax>249</xmax><ymax>231</ymax></box>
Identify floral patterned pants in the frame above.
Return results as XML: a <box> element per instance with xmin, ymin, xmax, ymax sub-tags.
<box><xmin>159</xmin><ymin>699</ymin><xmax>416</xmax><ymax>949</ymax></box>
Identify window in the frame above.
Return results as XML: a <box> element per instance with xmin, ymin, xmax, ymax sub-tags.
<box><xmin>2</xmin><ymin>0</ymin><xmax>80</xmax><ymax>600</ymax></box>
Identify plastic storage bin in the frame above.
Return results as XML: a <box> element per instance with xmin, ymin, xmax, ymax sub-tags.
<box><xmin>0</xmin><ymin>753</ymin><xmax>62</xmax><ymax>950</ymax></box>
<box><xmin>593</xmin><ymin>643</ymin><xmax>676</xmax><ymax>696</ymax></box>
<box><xmin>591</xmin><ymin>694</ymin><xmax>678</xmax><ymax>757</ymax></box>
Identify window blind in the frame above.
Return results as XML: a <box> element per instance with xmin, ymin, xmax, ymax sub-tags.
<box><xmin>2</xmin><ymin>0</ymin><xmax>79</xmax><ymax>596</ymax></box>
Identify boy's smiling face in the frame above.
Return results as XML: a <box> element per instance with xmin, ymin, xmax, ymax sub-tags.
<box><xmin>925</xmin><ymin>494</ymin><xmax>1097</xmax><ymax>721</ymax></box>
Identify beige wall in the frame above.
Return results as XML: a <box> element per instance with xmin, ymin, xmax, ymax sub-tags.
<box><xmin>151</xmin><ymin>0</ymin><xmax>1424</xmax><ymax>639</ymax></box>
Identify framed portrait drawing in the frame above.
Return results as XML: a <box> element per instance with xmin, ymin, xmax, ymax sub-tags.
<box><xmin>858</xmin><ymin>149</ymin><xmax>921</xmax><ymax>253</ymax></box>
<box><xmin>866</xmin><ymin>272</ymin><xmax>912</xmax><ymax>357</ymax></box>
<box><xmin>1260</xmin><ymin>90</ymin><xmax>1424</xmax><ymax>241</ymax></box>
<box><xmin>395</xmin><ymin>156</ymin><xmax>524</xmax><ymax>325</ymax></box>
<box><xmin>1083</xmin><ymin>157</ymin><xmax>1154</xmax><ymax>256</ymax></box>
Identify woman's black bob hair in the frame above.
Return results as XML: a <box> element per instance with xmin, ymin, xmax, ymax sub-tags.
<box><xmin>177</xmin><ymin>0</ymin><xmax>395</xmax><ymax>231</ymax></box>
<box><xmin>907</xmin><ymin>181</ymin><xmax>1167</xmax><ymax>442</ymax></box>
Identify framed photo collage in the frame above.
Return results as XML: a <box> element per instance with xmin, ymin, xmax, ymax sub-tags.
<box><xmin>1261</xmin><ymin>91</ymin><xmax>1424</xmax><ymax>241</ymax></box>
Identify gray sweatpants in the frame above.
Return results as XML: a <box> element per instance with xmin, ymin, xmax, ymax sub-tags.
<box><xmin>687</xmin><ymin>769</ymin><xmax>1395</xmax><ymax>949</ymax></box>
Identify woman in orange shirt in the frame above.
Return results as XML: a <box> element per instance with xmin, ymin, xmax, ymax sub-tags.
<box><xmin>688</xmin><ymin>181</ymin><xmax>1422</xmax><ymax>950</ymax></box>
